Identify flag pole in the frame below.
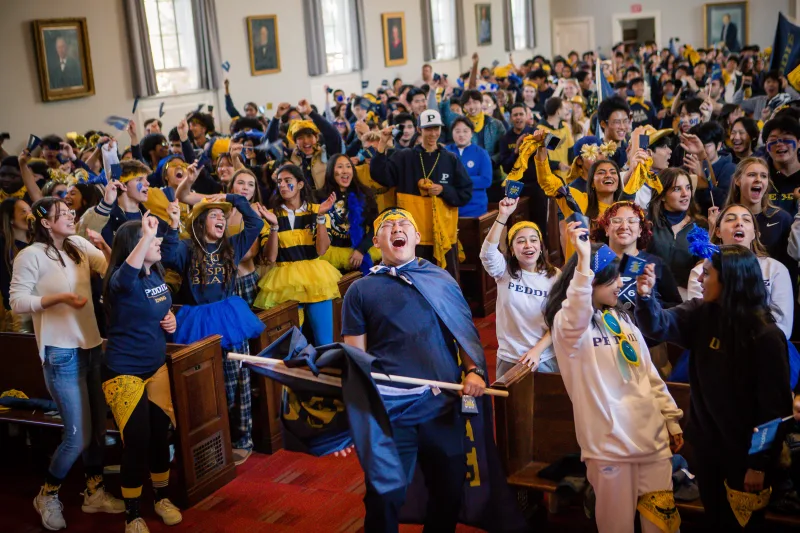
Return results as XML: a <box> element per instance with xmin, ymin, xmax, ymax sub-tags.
<box><xmin>227</xmin><ymin>353</ymin><xmax>510</xmax><ymax>397</ymax></box>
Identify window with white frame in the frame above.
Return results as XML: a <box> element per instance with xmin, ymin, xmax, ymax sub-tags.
<box><xmin>509</xmin><ymin>0</ymin><xmax>529</xmax><ymax>50</ymax></box>
<box><xmin>430</xmin><ymin>0</ymin><xmax>457</xmax><ymax>60</ymax></box>
<box><xmin>143</xmin><ymin>0</ymin><xmax>200</xmax><ymax>94</ymax></box>
<box><xmin>321</xmin><ymin>0</ymin><xmax>354</xmax><ymax>73</ymax></box>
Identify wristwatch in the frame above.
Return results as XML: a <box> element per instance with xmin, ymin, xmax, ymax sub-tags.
<box><xmin>466</xmin><ymin>367</ymin><xmax>486</xmax><ymax>381</ymax></box>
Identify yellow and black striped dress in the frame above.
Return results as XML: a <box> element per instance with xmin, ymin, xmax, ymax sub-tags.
<box><xmin>253</xmin><ymin>203</ymin><xmax>341</xmax><ymax>309</ymax></box>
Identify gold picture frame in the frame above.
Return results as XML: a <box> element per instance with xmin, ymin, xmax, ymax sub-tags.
<box><xmin>382</xmin><ymin>12</ymin><xmax>407</xmax><ymax>67</ymax></box>
<box><xmin>32</xmin><ymin>18</ymin><xmax>95</xmax><ymax>102</ymax></box>
<box><xmin>703</xmin><ymin>1</ymin><xmax>748</xmax><ymax>51</ymax></box>
<box><xmin>247</xmin><ymin>15</ymin><xmax>281</xmax><ymax>76</ymax></box>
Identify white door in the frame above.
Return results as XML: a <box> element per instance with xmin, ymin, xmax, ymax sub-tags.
<box><xmin>552</xmin><ymin>18</ymin><xmax>594</xmax><ymax>58</ymax></box>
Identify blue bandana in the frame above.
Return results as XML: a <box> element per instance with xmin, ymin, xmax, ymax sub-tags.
<box><xmin>591</xmin><ymin>244</ymin><xmax>617</xmax><ymax>273</ymax></box>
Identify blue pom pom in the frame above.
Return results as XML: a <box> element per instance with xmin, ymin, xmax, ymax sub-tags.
<box><xmin>686</xmin><ymin>224</ymin><xmax>719</xmax><ymax>259</ymax></box>
<box><xmin>347</xmin><ymin>192</ymin><xmax>373</xmax><ymax>275</ymax></box>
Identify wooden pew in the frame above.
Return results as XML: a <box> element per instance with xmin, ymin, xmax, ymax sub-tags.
<box><xmin>458</xmin><ymin>210</ymin><xmax>499</xmax><ymax>317</ymax></box>
<box><xmin>333</xmin><ymin>272</ymin><xmax>362</xmax><ymax>343</ymax></box>
<box><xmin>249</xmin><ymin>301</ymin><xmax>301</xmax><ymax>454</ymax></box>
<box><xmin>0</xmin><ymin>332</ymin><xmax>234</xmax><ymax>509</ymax></box>
<box><xmin>492</xmin><ymin>367</ymin><xmax>800</xmax><ymax>526</ymax></box>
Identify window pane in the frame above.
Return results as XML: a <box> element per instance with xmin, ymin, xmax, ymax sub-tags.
<box><xmin>144</xmin><ymin>0</ymin><xmax>200</xmax><ymax>94</ymax></box>
<box><xmin>161</xmin><ymin>35</ymin><xmax>180</xmax><ymax>69</ymax></box>
<box><xmin>431</xmin><ymin>0</ymin><xmax>456</xmax><ymax>60</ymax></box>
<box><xmin>157</xmin><ymin>0</ymin><xmax>176</xmax><ymax>30</ymax></box>
<box><xmin>150</xmin><ymin>37</ymin><xmax>165</xmax><ymax>70</ymax></box>
<box><xmin>510</xmin><ymin>0</ymin><xmax>528</xmax><ymax>50</ymax></box>
<box><xmin>321</xmin><ymin>0</ymin><xmax>353</xmax><ymax>74</ymax></box>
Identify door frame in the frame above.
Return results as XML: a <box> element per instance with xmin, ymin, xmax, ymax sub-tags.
<box><xmin>551</xmin><ymin>17</ymin><xmax>595</xmax><ymax>58</ymax></box>
<box><xmin>611</xmin><ymin>11</ymin><xmax>662</xmax><ymax>48</ymax></box>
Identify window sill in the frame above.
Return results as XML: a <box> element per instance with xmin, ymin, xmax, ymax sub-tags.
<box><xmin>147</xmin><ymin>89</ymin><xmax>211</xmax><ymax>99</ymax></box>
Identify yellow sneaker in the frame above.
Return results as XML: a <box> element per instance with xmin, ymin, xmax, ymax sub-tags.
<box><xmin>125</xmin><ymin>517</ymin><xmax>150</xmax><ymax>533</ymax></box>
<box><xmin>82</xmin><ymin>486</ymin><xmax>125</xmax><ymax>514</ymax></box>
<box><xmin>154</xmin><ymin>498</ymin><xmax>183</xmax><ymax>526</ymax></box>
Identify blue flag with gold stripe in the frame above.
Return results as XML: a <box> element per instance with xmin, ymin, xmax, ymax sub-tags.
<box><xmin>770</xmin><ymin>13</ymin><xmax>800</xmax><ymax>91</ymax></box>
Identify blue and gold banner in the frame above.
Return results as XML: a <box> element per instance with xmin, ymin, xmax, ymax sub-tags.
<box><xmin>769</xmin><ymin>13</ymin><xmax>800</xmax><ymax>91</ymax></box>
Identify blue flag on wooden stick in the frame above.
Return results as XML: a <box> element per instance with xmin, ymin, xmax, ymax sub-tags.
<box><xmin>749</xmin><ymin>416</ymin><xmax>793</xmax><ymax>455</ymax></box>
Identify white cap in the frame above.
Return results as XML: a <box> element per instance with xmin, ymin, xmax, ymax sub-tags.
<box><xmin>418</xmin><ymin>109</ymin><xmax>444</xmax><ymax>129</ymax></box>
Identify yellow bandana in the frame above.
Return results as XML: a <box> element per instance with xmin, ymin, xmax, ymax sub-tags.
<box><xmin>623</xmin><ymin>157</ymin><xmax>663</xmax><ymax>196</ymax></box>
<box><xmin>287</xmin><ymin>120</ymin><xmax>320</xmax><ymax>145</ymax></box>
<box><xmin>504</xmin><ymin>135</ymin><xmax>543</xmax><ymax>185</ymax></box>
<box><xmin>507</xmin><ymin>221</ymin><xmax>542</xmax><ymax>246</ymax></box>
<box><xmin>725</xmin><ymin>481</ymin><xmax>771</xmax><ymax>528</ymax></box>
<box><xmin>102</xmin><ymin>365</ymin><xmax>175</xmax><ymax>440</ymax></box>
<box><xmin>468</xmin><ymin>112</ymin><xmax>486</xmax><ymax>133</ymax></box>
<box><xmin>661</xmin><ymin>95</ymin><xmax>675</xmax><ymax>110</ymax></box>
<box><xmin>373</xmin><ymin>208</ymin><xmax>418</xmax><ymax>234</ymax></box>
<box><xmin>637</xmin><ymin>490</ymin><xmax>681</xmax><ymax>533</ymax></box>
<box><xmin>628</xmin><ymin>96</ymin><xmax>651</xmax><ymax>111</ymax></box>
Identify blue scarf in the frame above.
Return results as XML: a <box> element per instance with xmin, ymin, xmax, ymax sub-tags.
<box><xmin>663</xmin><ymin>208</ymin><xmax>687</xmax><ymax>227</ymax></box>
<box><xmin>346</xmin><ymin>191</ymin><xmax>373</xmax><ymax>276</ymax></box>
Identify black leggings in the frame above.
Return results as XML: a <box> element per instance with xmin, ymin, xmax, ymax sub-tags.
<box><xmin>120</xmin><ymin>393</ymin><xmax>171</xmax><ymax>494</ymax></box>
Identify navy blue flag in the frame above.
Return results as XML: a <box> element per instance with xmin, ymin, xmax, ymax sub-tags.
<box><xmin>221</xmin><ymin>60</ymin><xmax>231</xmax><ymax>72</ymax></box>
<box><xmin>750</xmin><ymin>416</ymin><xmax>793</xmax><ymax>454</ymax></box>
<box><xmin>770</xmin><ymin>13</ymin><xmax>800</xmax><ymax>91</ymax></box>
<box><xmin>159</xmin><ymin>102</ymin><xmax>165</xmax><ymax>118</ymax></box>
<box><xmin>361</xmin><ymin>80</ymin><xmax>369</xmax><ymax>89</ymax></box>
<box><xmin>246</xmin><ymin>324</ymin><xmax>527</xmax><ymax>531</ymax></box>
<box><xmin>132</xmin><ymin>96</ymin><xmax>139</xmax><ymax>114</ymax></box>
<box><xmin>104</xmin><ymin>115</ymin><xmax>130</xmax><ymax>131</ymax></box>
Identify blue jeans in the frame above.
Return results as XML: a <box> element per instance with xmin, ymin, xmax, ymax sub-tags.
<box><xmin>42</xmin><ymin>345</ymin><xmax>107</xmax><ymax>481</ymax></box>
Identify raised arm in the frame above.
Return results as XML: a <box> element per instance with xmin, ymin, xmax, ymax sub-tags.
<box><xmin>552</xmin><ymin>223</ymin><xmax>594</xmax><ymax>353</ymax></box>
<box><xmin>370</xmin><ymin>127</ymin><xmax>399</xmax><ymax>188</ymax></box>
<box><xmin>634</xmin><ymin>263</ymin><xmax>700</xmax><ymax>347</ymax></box>
<box><xmin>480</xmin><ymin>197</ymin><xmax>516</xmax><ymax>279</ymax></box>
<box><xmin>18</xmin><ymin>151</ymin><xmax>43</xmax><ymax>202</ymax></box>
<box><xmin>315</xmin><ymin>193</ymin><xmax>336</xmax><ymax>256</ymax></box>
<box><xmin>227</xmin><ymin>193</ymin><xmax>266</xmax><ymax>263</ymax></box>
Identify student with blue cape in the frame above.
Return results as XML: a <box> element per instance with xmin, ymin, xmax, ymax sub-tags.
<box><xmin>339</xmin><ymin>207</ymin><xmax>527</xmax><ymax>532</ymax></box>
<box><xmin>635</xmin><ymin>228</ymin><xmax>794</xmax><ymax>530</ymax></box>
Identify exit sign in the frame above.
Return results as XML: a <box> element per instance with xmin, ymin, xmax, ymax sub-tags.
<box><xmin>631</xmin><ymin>4</ymin><xmax>642</xmax><ymax>12</ymax></box>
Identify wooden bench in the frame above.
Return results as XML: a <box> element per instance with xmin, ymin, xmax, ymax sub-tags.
<box><xmin>333</xmin><ymin>272</ymin><xmax>362</xmax><ymax>343</ymax></box>
<box><xmin>249</xmin><ymin>301</ymin><xmax>301</xmax><ymax>454</ymax></box>
<box><xmin>492</xmin><ymin>367</ymin><xmax>800</xmax><ymax>526</ymax></box>
<box><xmin>458</xmin><ymin>210</ymin><xmax>499</xmax><ymax>317</ymax></box>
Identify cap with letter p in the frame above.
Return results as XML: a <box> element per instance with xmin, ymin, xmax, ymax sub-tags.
<box><xmin>418</xmin><ymin>109</ymin><xmax>444</xmax><ymax>129</ymax></box>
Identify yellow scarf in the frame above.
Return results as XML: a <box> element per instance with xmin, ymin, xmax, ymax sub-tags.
<box><xmin>661</xmin><ymin>95</ymin><xmax>675</xmax><ymax>111</ymax></box>
<box><xmin>431</xmin><ymin>196</ymin><xmax>452</xmax><ymax>269</ymax></box>
<box><xmin>468</xmin><ymin>112</ymin><xmax>486</xmax><ymax>133</ymax></box>
<box><xmin>503</xmin><ymin>135</ymin><xmax>542</xmax><ymax>185</ymax></box>
<box><xmin>623</xmin><ymin>158</ymin><xmax>663</xmax><ymax>196</ymax></box>
<box><xmin>628</xmin><ymin>97</ymin><xmax>650</xmax><ymax>111</ymax></box>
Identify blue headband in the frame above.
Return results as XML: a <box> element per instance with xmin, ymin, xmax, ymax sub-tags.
<box><xmin>591</xmin><ymin>245</ymin><xmax>617</xmax><ymax>273</ymax></box>
<box><xmin>686</xmin><ymin>224</ymin><xmax>719</xmax><ymax>259</ymax></box>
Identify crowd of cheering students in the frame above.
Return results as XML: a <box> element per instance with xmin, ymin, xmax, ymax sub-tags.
<box><xmin>1</xmin><ymin>38</ymin><xmax>800</xmax><ymax>532</ymax></box>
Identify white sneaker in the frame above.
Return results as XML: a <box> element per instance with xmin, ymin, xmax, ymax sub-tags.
<box><xmin>33</xmin><ymin>488</ymin><xmax>66</xmax><ymax>531</ymax></box>
<box><xmin>154</xmin><ymin>498</ymin><xmax>183</xmax><ymax>526</ymax></box>
<box><xmin>81</xmin><ymin>486</ymin><xmax>125</xmax><ymax>514</ymax></box>
<box><xmin>233</xmin><ymin>448</ymin><xmax>252</xmax><ymax>466</ymax></box>
<box><xmin>125</xmin><ymin>518</ymin><xmax>151</xmax><ymax>533</ymax></box>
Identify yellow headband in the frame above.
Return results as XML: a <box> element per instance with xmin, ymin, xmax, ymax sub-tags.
<box><xmin>373</xmin><ymin>208</ymin><xmax>418</xmax><ymax>234</ymax></box>
<box><xmin>120</xmin><ymin>171</ymin><xmax>148</xmax><ymax>184</ymax></box>
<box><xmin>508</xmin><ymin>221</ymin><xmax>542</xmax><ymax>246</ymax></box>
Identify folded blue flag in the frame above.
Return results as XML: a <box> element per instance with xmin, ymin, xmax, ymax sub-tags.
<box><xmin>361</xmin><ymin>80</ymin><xmax>369</xmax><ymax>89</ymax></box>
<box><xmin>132</xmin><ymin>96</ymin><xmax>139</xmax><ymax>114</ymax></box>
<box><xmin>27</xmin><ymin>134</ymin><xmax>42</xmax><ymax>151</ymax></box>
<box><xmin>221</xmin><ymin>61</ymin><xmax>231</xmax><ymax>72</ymax></box>
<box><xmin>195</xmin><ymin>103</ymin><xmax>204</xmax><ymax>113</ymax></box>
<box><xmin>105</xmin><ymin>115</ymin><xmax>130</xmax><ymax>131</ymax></box>
<box><xmin>159</xmin><ymin>102</ymin><xmax>165</xmax><ymax>118</ymax></box>
<box><xmin>505</xmin><ymin>180</ymin><xmax>523</xmax><ymax>200</ymax></box>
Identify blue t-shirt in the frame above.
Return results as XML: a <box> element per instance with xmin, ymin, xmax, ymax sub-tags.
<box><xmin>105</xmin><ymin>262</ymin><xmax>173</xmax><ymax>375</ymax></box>
<box><xmin>342</xmin><ymin>274</ymin><xmax>461</xmax><ymax>387</ymax></box>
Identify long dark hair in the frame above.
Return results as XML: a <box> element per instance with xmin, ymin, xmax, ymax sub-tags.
<box><xmin>102</xmin><ymin>220</ymin><xmax>165</xmax><ymax>320</ymax></box>
<box><xmin>586</xmin><ymin>160</ymin><xmax>624</xmax><ymax>219</ymax></box>
<box><xmin>648</xmin><ymin>167</ymin><xmax>702</xmax><ymax>229</ymax></box>
<box><xmin>30</xmin><ymin>198</ymin><xmax>82</xmax><ymax>267</ymax></box>
<box><xmin>544</xmin><ymin>243</ymin><xmax>623</xmax><ymax>329</ymax></box>
<box><xmin>189</xmin><ymin>209</ymin><xmax>236</xmax><ymax>292</ymax></box>
<box><xmin>1</xmin><ymin>199</ymin><xmax>28</xmax><ymax>273</ymax></box>
<box><xmin>709</xmin><ymin>244</ymin><xmax>775</xmax><ymax>351</ymax></box>
<box><xmin>320</xmin><ymin>154</ymin><xmax>378</xmax><ymax>223</ymax></box>
<box><xmin>268</xmin><ymin>164</ymin><xmax>313</xmax><ymax>211</ymax></box>
<box><xmin>505</xmin><ymin>226</ymin><xmax>557</xmax><ymax>280</ymax></box>
<box><xmin>70</xmin><ymin>183</ymin><xmax>102</xmax><ymax>220</ymax></box>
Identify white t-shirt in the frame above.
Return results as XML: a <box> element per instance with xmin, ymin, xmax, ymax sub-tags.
<box><xmin>479</xmin><ymin>240</ymin><xmax>558</xmax><ymax>364</ymax></box>
<box><xmin>10</xmin><ymin>236</ymin><xmax>107</xmax><ymax>361</ymax></box>
<box><xmin>687</xmin><ymin>255</ymin><xmax>794</xmax><ymax>338</ymax></box>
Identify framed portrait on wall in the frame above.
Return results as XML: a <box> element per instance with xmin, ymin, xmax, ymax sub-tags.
<box><xmin>382</xmin><ymin>12</ymin><xmax>407</xmax><ymax>67</ymax></box>
<box><xmin>32</xmin><ymin>18</ymin><xmax>95</xmax><ymax>102</ymax></box>
<box><xmin>247</xmin><ymin>15</ymin><xmax>281</xmax><ymax>75</ymax></box>
<box><xmin>476</xmin><ymin>4</ymin><xmax>492</xmax><ymax>46</ymax></box>
<box><xmin>704</xmin><ymin>2</ymin><xmax>748</xmax><ymax>52</ymax></box>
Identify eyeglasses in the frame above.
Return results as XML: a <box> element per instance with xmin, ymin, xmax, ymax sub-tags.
<box><xmin>608</xmin><ymin>119</ymin><xmax>630</xmax><ymax>127</ymax></box>
<box><xmin>602</xmin><ymin>310</ymin><xmax>640</xmax><ymax>367</ymax></box>
<box><xmin>54</xmin><ymin>209</ymin><xmax>76</xmax><ymax>219</ymax></box>
<box><xmin>609</xmin><ymin>216</ymin><xmax>641</xmax><ymax>226</ymax></box>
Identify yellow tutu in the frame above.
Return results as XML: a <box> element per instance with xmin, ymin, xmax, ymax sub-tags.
<box><xmin>320</xmin><ymin>246</ymin><xmax>382</xmax><ymax>271</ymax></box>
<box><xmin>254</xmin><ymin>258</ymin><xmax>342</xmax><ymax>309</ymax></box>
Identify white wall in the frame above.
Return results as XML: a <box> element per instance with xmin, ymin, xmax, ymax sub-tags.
<box><xmin>550</xmin><ymin>0</ymin><xmax>791</xmax><ymax>56</ymax></box>
<box><xmin>0</xmin><ymin>0</ymin><xmax>553</xmax><ymax>150</ymax></box>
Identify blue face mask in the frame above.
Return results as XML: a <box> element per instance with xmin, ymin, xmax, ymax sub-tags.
<box><xmin>664</xmin><ymin>91</ymin><xmax>674</xmax><ymax>99</ymax></box>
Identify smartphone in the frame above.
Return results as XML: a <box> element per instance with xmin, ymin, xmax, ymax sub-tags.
<box><xmin>639</xmin><ymin>134</ymin><xmax>650</xmax><ymax>151</ymax></box>
<box><xmin>207</xmin><ymin>105</ymin><xmax>214</xmax><ymax>113</ymax></box>
<box><xmin>545</xmin><ymin>133</ymin><xmax>561</xmax><ymax>151</ymax></box>
<box><xmin>433</xmin><ymin>73</ymin><xmax>441</xmax><ymax>82</ymax></box>
<box><xmin>566</xmin><ymin>212</ymin><xmax>590</xmax><ymax>241</ymax></box>
<box><xmin>110</xmin><ymin>163</ymin><xmax>122</xmax><ymax>181</ymax></box>
<box><xmin>326</xmin><ymin>87</ymin><xmax>333</xmax><ymax>93</ymax></box>
<box><xmin>258</xmin><ymin>105</ymin><xmax>266</xmax><ymax>114</ymax></box>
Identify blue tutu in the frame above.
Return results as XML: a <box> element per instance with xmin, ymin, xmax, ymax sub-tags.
<box><xmin>174</xmin><ymin>296</ymin><xmax>265</xmax><ymax>350</ymax></box>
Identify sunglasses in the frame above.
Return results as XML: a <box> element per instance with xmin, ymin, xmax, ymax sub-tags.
<box><xmin>602</xmin><ymin>310</ymin><xmax>640</xmax><ymax>367</ymax></box>
<box><xmin>166</xmin><ymin>160</ymin><xmax>188</xmax><ymax>171</ymax></box>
